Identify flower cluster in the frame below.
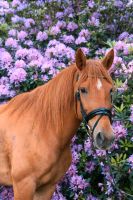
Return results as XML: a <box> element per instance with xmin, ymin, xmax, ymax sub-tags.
<box><xmin>0</xmin><ymin>0</ymin><xmax>132</xmax><ymax>199</ymax></box>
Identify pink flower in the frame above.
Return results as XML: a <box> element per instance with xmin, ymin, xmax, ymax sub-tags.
<box><xmin>5</xmin><ymin>38</ymin><xmax>18</xmax><ymax>48</ymax></box>
<box><xmin>8</xmin><ymin>29</ymin><xmax>17</xmax><ymax>37</ymax></box>
<box><xmin>17</xmin><ymin>31</ymin><xmax>28</xmax><ymax>41</ymax></box>
<box><xmin>75</xmin><ymin>36</ymin><xmax>86</xmax><ymax>45</ymax></box>
<box><xmin>67</xmin><ymin>22</ymin><xmax>78</xmax><ymax>31</ymax></box>
<box><xmin>62</xmin><ymin>35</ymin><xmax>75</xmax><ymax>44</ymax></box>
<box><xmin>15</xmin><ymin>60</ymin><xmax>26</xmax><ymax>68</ymax></box>
<box><xmin>24</xmin><ymin>18</ymin><xmax>35</xmax><ymax>28</ymax></box>
<box><xmin>79</xmin><ymin>29</ymin><xmax>90</xmax><ymax>39</ymax></box>
<box><xmin>12</xmin><ymin>0</ymin><xmax>21</xmax><ymax>7</ymax></box>
<box><xmin>0</xmin><ymin>51</ymin><xmax>12</xmax><ymax>67</ymax></box>
<box><xmin>10</xmin><ymin>68</ymin><xmax>27</xmax><ymax>83</ymax></box>
<box><xmin>0</xmin><ymin>84</ymin><xmax>9</xmax><ymax>96</ymax></box>
<box><xmin>50</xmin><ymin>26</ymin><xmax>61</xmax><ymax>35</ymax></box>
<box><xmin>15</xmin><ymin>48</ymin><xmax>28</xmax><ymax>59</ymax></box>
<box><xmin>36</xmin><ymin>31</ymin><xmax>48</xmax><ymax>41</ymax></box>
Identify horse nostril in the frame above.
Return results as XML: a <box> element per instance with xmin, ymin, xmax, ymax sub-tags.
<box><xmin>96</xmin><ymin>132</ymin><xmax>105</xmax><ymax>146</ymax></box>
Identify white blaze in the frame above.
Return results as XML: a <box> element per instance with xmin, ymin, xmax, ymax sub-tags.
<box><xmin>97</xmin><ymin>79</ymin><xmax>102</xmax><ymax>90</ymax></box>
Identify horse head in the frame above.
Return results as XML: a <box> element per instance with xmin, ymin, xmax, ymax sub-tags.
<box><xmin>75</xmin><ymin>48</ymin><xmax>115</xmax><ymax>150</ymax></box>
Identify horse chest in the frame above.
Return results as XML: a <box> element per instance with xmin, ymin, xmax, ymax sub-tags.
<box><xmin>38</xmin><ymin>147</ymin><xmax>72</xmax><ymax>186</ymax></box>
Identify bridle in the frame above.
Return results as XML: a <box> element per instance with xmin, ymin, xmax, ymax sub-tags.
<box><xmin>75</xmin><ymin>89</ymin><xmax>112</xmax><ymax>136</ymax></box>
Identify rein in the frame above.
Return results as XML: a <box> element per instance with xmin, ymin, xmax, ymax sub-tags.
<box><xmin>76</xmin><ymin>89</ymin><xmax>133</xmax><ymax>199</ymax></box>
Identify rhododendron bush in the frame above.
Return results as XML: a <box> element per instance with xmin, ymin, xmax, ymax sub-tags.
<box><xmin>0</xmin><ymin>0</ymin><xmax>133</xmax><ymax>199</ymax></box>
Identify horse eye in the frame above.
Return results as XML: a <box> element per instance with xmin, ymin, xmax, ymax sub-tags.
<box><xmin>110</xmin><ymin>89</ymin><xmax>113</xmax><ymax>95</ymax></box>
<box><xmin>80</xmin><ymin>88</ymin><xmax>88</xmax><ymax>94</ymax></box>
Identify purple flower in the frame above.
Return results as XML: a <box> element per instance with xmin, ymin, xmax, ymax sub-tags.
<box><xmin>113</xmin><ymin>121</ymin><xmax>127</xmax><ymax>140</ymax></box>
<box><xmin>88</xmin><ymin>0</ymin><xmax>95</xmax><ymax>8</ymax></box>
<box><xmin>62</xmin><ymin>35</ymin><xmax>75</xmax><ymax>44</ymax></box>
<box><xmin>130</xmin><ymin>105</ymin><xmax>133</xmax><ymax>123</ymax></box>
<box><xmin>8</xmin><ymin>29</ymin><xmax>17</xmax><ymax>37</ymax></box>
<box><xmin>70</xmin><ymin>174</ymin><xmax>89</xmax><ymax>191</ymax></box>
<box><xmin>75</xmin><ymin>36</ymin><xmax>87</xmax><ymax>45</ymax></box>
<box><xmin>67</xmin><ymin>22</ymin><xmax>78</xmax><ymax>32</ymax></box>
<box><xmin>115</xmin><ymin>41</ymin><xmax>125</xmax><ymax>51</ymax></box>
<box><xmin>17</xmin><ymin>31</ymin><xmax>28</xmax><ymax>41</ymax></box>
<box><xmin>36</xmin><ymin>31</ymin><xmax>48</xmax><ymax>41</ymax></box>
<box><xmin>50</xmin><ymin>26</ymin><xmax>61</xmax><ymax>35</ymax></box>
<box><xmin>15</xmin><ymin>48</ymin><xmax>28</xmax><ymax>59</ymax></box>
<box><xmin>11</xmin><ymin>15</ymin><xmax>21</xmax><ymax>23</ymax></box>
<box><xmin>85</xmin><ymin>161</ymin><xmax>95</xmax><ymax>173</ymax></box>
<box><xmin>0</xmin><ymin>50</ymin><xmax>13</xmax><ymax>68</ymax></box>
<box><xmin>118</xmin><ymin>32</ymin><xmax>129</xmax><ymax>40</ymax></box>
<box><xmin>87</xmin><ymin>194</ymin><xmax>99</xmax><ymax>200</ymax></box>
<box><xmin>0</xmin><ymin>1</ymin><xmax>9</xmax><ymax>9</ymax></box>
<box><xmin>128</xmin><ymin>155</ymin><xmax>133</xmax><ymax>169</ymax></box>
<box><xmin>5</xmin><ymin>38</ymin><xmax>18</xmax><ymax>48</ymax></box>
<box><xmin>84</xmin><ymin>138</ymin><xmax>93</xmax><ymax>155</ymax></box>
<box><xmin>56</xmin><ymin>21</ymin><xmax>66</xmax><ymax>29</ymax></box>
<box><xmin>12</xmin><ymin>0</ymin><xmax>21</xmax><ymax>7</ymax></box>
<box><xmin>24</xmin><ymin>18</ymin><xmax>35</xmax><ymax>28</ymax></box>
<box><xmin>79</xmin><ymin>29</ymin><xmax>90</xmax><ymax>39</ymax></box>
<box><xmin>81</xmin><ymin>47</ymin><xmax>89</xmax><ymax>55</ymax></box>
<box><xmin>15</xmin><ymin>60</ymin><xmax>26</xmax><ymax>68</ymax></box>
<box><xmin>88</xmin><ymin>17</ymin><xmax>100</xmax><ymax>27</ymax></box>
<box><xmin>0</xmin><ymin>84</ymin><xmax>10</xmax><ymax>96</ymax></box>
<box><xmin>10</xmin><ymin>68</ymin><xmax>27</xmax><ymax>83</ymax></box>
<box><xmin>56</xmin><ymin>12</ymin><xmax>64</xmax><ymax>19</ymax></box>
<box><xmin>114</xmin><ymin>0</ymin><xmax>123</xmax><ymax>8</ymax></box>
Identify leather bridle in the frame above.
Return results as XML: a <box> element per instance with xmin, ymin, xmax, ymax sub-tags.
<box><xmin>75</xmin><ymin>89</ymin><xmax>112</xmax><ymax>136</ymax></box>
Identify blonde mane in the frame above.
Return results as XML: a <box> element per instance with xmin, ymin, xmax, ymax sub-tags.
<box><xmin>4</xmin><ymin>60</ymin><xmax>113</xmax><ymax>131</ymax></box>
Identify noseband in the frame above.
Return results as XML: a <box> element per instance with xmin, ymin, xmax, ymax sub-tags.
<box><xmin>76</xmin><ymin>90</ymin><xmax>112</xmax><ymax>135</ymax></box>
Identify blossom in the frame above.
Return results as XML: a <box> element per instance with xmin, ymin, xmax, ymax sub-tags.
<box><xmin>56</xmin><ymin>21</ymin><xmax>66</xmax><ymax>29</ymax></box>
<box><xmin>5</xmin><ymin>38</ymin><xmax>18</xmax><ymax>48</ymax></box>
<box><xmin>75</xmin><ymin>36</ymin><xmax>87</xmax><ymax>45</ymax></box>
<box><xmin>15</xmin><ymin>60</ymin><xmax>26</xmax><ymax>68</ymax></box>
<box><xmin>0</xmin><ymin>84</ymin><xmax>10</xmax><ymax>96</ymax></box>
<box><xmin>79</xmin><ymin>29</ymin><xmax>90</xmax><ymax>39</ymax></box>
<box><xmin>62</xmin><ymin>35</ymin><xmax>75</xmax><ymax>44</ymax></box>
<box><xmin>10</xmin><ymin>68</ymin><xmax>27</xmax><ymax>83</ymax></box>
<box><xmin>0</xmin><ymin>1</ymin><xmax>9</xmax><ymax>9</ymax></box>
<box><xmin>88</xmin><ymin>16</ymin><xmax>100</xmax><ymax>26</ymax></box>
<box><xmin>24</xmin><ymin>18</ymin><xmax>35</xmax><ymax>28</ymax></box>
<box><xmin>56</xmin><ymin>12</ymin><xmax>64</xmax><ymax>19</ymax></box>
<box><xmin>0</xmin><ymin>50</ymin><xmax>12</xmax><ymax>68</ymax></box>
<box><xmin>67</xmin><ymin>22</ymin><xmax>78</xmax><ymax>31</ymax></box>
<box><xmin>118</xmin><ymin>32</ymin><xmax>129</xmax><ymax>40</ymax></box>
<box><xmin>17</xmin><ymin>31</ymin><xmax>28</xmax><ymax>41</ymax></box>
<box><xmin>12</xmin><ymin>0</ymin><xmax>21</xmax><ymax>7</ymax></box>
<box><xmin>113</xmin><ymin>121</ymin><xmax>127</xmax><ymax>140</ymax></box>
<box><xmin>128</xmin><ymin>155</ymin><xmax>133</xmax><ymax>169</ymax></box>
<box><xmin>36</xmin><ymin>31</ymin><xmax>48</xmax><ymax>41</ymax></box>
<box><xmin>15</xmin><ymin>48</ymin><xmax>28</xmax><ymax>59</ymax></box>
<box><xmin>130</xmin><ymin>105</ymin><xmax>133</xmax><ymax>122</ymax></box>
<box><xmin>88</xmin><ymin>0</ymin><xmax>95</xmax><ymax>8</ymax></box>
<box><xmin>50</xmin><ymin>26</ymin><xmax>61</xmax><ymax>35</ymax></box>
<box><xmin>8</xmin><ymin>29</ymin><xmax>17</xmax><ymax>37</ymax></box>
<box><xmin>70</xmin><ymin>174</ymin><xmax>89</xmax><ymax>191</ymax></box>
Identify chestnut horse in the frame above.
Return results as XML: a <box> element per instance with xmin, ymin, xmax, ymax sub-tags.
<box><xmin>0</xmin><ymin>49</ymin><xmax>115</xmax><ymax>200</ymax></box>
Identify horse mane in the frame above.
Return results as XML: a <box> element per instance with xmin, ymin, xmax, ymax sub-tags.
<box><xmin>6</xmin><ymin>65</ymin><xmax>77</xmax><ymax>131</ymax></box>
<box><xmin>4</xmin><ymin>59</ymin><xmax>113</xmax><ymax>132</ymax></box>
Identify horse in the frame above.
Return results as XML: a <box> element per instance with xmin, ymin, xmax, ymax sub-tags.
<box><xmin>0</xmin><ymin>48</ymin><xmax>115</xmax><ymax>200</ymax></box>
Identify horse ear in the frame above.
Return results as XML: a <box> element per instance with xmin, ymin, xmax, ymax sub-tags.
<box><xmin>75</xmin><ymin>48</ymin><xmax>86</xmax><ymax>71</ymax></box>
<box><xmin>102</xmin><ymin>49</ymin><xmax>114</xmax><ymax>70</ymax></box>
